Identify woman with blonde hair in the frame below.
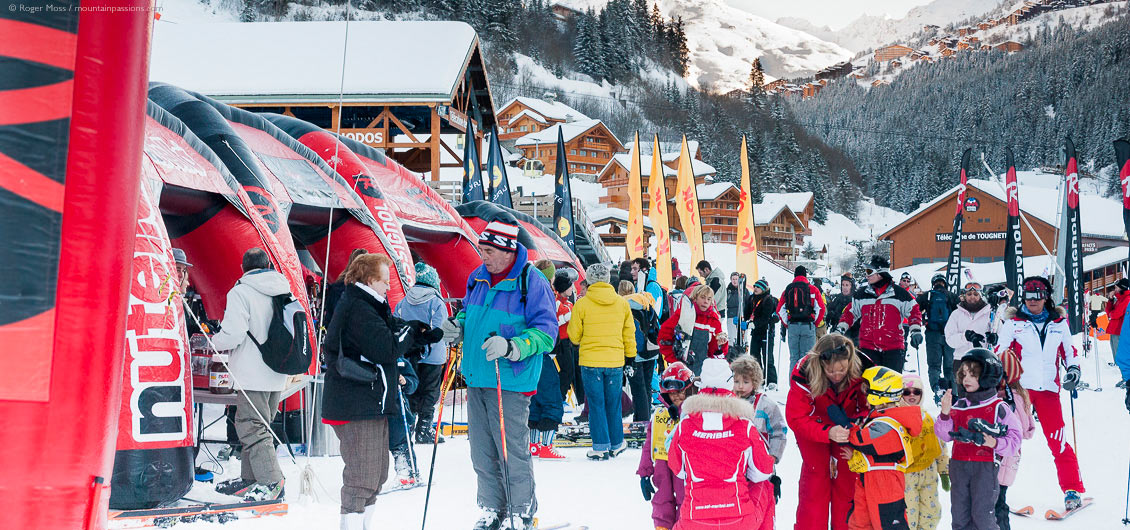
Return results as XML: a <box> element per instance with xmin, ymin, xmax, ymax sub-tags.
<box><xmin>658</xmin><ymin>283</ymin><xmax>728</xmax><ymax>374</ymax></box>
<box><xmin>784</xmin><ymin>333</ymin><xmax>867</xmax><ymax>530</ymax></box>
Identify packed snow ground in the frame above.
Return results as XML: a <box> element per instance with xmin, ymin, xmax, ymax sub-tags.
<box><xmin>173</xmin><ymin>336</ymin><xmax>1129</xmax><ymax>529</ymax></box>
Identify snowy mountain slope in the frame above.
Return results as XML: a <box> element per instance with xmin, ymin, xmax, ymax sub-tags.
<box><xmin>560</xmin><ymin>0</ymin><xmax>852</xmax><ymax>92</ymax></box>
<box><xmin>778</xmin><ymin>0</ymin><xmax>1006</xmax><ymax>52</ymax></box>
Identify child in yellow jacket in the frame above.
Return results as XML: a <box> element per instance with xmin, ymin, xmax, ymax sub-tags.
<box><xmin>899</xmin><ymin>374</ymin><xmax>948</xmax><ymax>530</ymax></box>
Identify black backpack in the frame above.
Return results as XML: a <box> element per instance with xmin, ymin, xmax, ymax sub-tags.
<box><xmin>782</xmin><ymin>281</ymin><xmax>816</xmax><ymax>323</ymax></box>
<box><xmin>247</xmin><ymin>293</ymin><xmax>313</xmax><ymax>375</ymax></box>
<box><xmin>926</xmin><ymin>291</ymin><xmax>952</xmax><ymax>332</ymax></box>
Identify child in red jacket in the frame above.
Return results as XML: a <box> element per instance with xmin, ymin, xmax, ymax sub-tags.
<box><xmin>667</xmin><ymin>358</ymin><xmax>774</xmax><ymax>530</ymax></box>
<box><xmin>660</xmin><ymin>284</ymin><xmax>728</xmax><ymax>375</ymax></box>
<box><xmin>639</xmin><ymin>362</ymin><xmax>696</xmax><ymax>530</ymax></box>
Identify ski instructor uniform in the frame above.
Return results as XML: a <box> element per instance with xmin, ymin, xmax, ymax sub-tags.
<box><xmin>442</xmin><ymin>219</ymin><xmax>558</xmax><ymax>530</ymax></box>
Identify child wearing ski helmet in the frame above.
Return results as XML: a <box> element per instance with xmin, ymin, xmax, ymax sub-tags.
<box><xmin>837</xmin><ymin>366</ymin><xmax>922</xmax><ymax>530</ymax></box>
<box><xmin>994</xmin><ymin>350</ymin><xmax>1036</xmax><ymax>530</ymax></box>
<box><xmin>993</xmin><ymin>275</ymin><xmax>1086</xmax><ymax>511</ymax></box>
<box><xmin>638</xmin><ymin>362</ymin><xmax>695</xmax><ymax>530</ymax></box>
<box><xmin>667</xmin><ymin>358</ymin><xmax>774</xmax><ymax>530</ymax></box>
<box><xmin>730</xmin><ymin>355</ymin><xmax>788</xmax><ymax>528</ymax></box>
<box><xmin>900</xmin><ymin>374</ymin><xmax>948</xmax><ymax>530</ymax></box>
<box><xmin>935</xmin><ymin>349</ymin><xmax>1022</xmax><ymax>530</ymax></box>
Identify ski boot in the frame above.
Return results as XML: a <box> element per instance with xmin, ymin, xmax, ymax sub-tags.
<box><xmin>393</xmin><ymin>448</ymin><xmax>416</xmax><ymax>486</ymax></box>
<box><xmin>586</xmin><ymin>449</ymin><xmax>609</xmax><ymax>460</ymax></box>
<box><xmin>472</xmin><ymin>508</ymin><xmax>502</xmax><ymax>530</ymax></box>
<box><xmin>243</xmin><ymin>480</ymin><xmax>284</xmax><ymax>501</ymax></box>
<box><xmin>416</xmin><ymin>423</ymin><xmax>444</xmax><ymax>444</ymax></box>
<box><xmin>1065</xmin><ymin>490</ymin><xmax>1082</xmax><ymax>511</ymax></box>
<box><xmin>1117</xmin><ymin>380</ymin><xmax>1128</xmax><ymax>390</ymax></box>
<box><xmin>969</xmin><ymin>418</ymin><xmax>1009</xmax><ymax>438</ymax></box>
<box><xmin>499</xmin><ymin>514</ymin><xmax>534</xmax><ymax>530</ymax></box>
<box><xmin>766</xmin><ymin>383</ymin><xmax>778</xmax><ymax>391</ymax></box>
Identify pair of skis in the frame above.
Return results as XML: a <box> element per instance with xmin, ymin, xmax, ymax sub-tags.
<box><xmin>1011</xmin><ymin>497</ymin><xmax>1094</xmax><ymax>520</ymax></box>
<box><xmin>108</xmin><ymin>498</ymin><xmax>286</xmax><ymax>528</ymax></box>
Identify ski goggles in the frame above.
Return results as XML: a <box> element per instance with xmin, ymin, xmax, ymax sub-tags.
<box><xmin>1023</xmin><ymin>289</ymin><xmax>1048</xmax><ymax>301</ymax></box>
<box><xmin>863</xmin><ymin>267</ymin><xmax>889</xmax><ymax>275</ymax></box>
<box><xmin>660</xmin><ymin>378</ymin><xmax>690</xmax><ymax>392</ymax></box>
<box><xmin>963</xmin><ymin>283</ymin><xmax>982</xmax><ymax>294</ymax></box>
<box><xmin>818</xmin><ymin>342</ymin><xmax>852</xmax><ymax>361</ymax></box>
<box><xmin>902</xmin><ymin>388</ymin><xmax>923</xmax><ymax>397</ymax></box>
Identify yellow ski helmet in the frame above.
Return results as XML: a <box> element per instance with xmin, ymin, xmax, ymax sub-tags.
<box><xmin>862</xmin><ymin>366</ymin><xmax>904</xmax><ymax>407</ymax></box>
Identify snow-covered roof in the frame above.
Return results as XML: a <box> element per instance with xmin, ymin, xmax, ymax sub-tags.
<box><xmin>500</xmin><ymin>96</ymin><xmax>590</xmax><ymax>123</ymax></box>
<box><xmin>150</xmin><ymin>21</ymin><xmax>482</xmax><ymax>103</ymax></box>
<box><xmin>513</xmin><ymin>119</ymin><xmax>622</xmax><ymax>148</ymax></box>
<box><xmin>509</xmin><ymin>109</ymin><xmax>548</xmax><ymax>125</ymax></box>
<box><xmin>881</xmin><ymin>173</ymin><xmax>1127</xmax><ymax>239</ymax></box>
<box><xmin>754</xmin><ymin>196</ymin><xmax>804</xmax><ymax>226</ymax></box>
<box><xmin>598</xmin><ymin>153</ymin><xmax>677</xmax><ymax>179</ymax></box>
<box><xmin>660</xmin><ymin>152</ymin><xmax>716</xmax><ymax>177</ymax></box>
<box><xmin>588</xmin><ymin>207</ymin><xmax>655</xmax><ymax>230</ymax></box>
<box><xmin>1083</xmin><ymin>247</ymin><xmax>1130</xmax><ymax>272</ymax></box>
<box><xmin>658</xmin><ymin>140</ymin><xmax>701</xmax><ymax>160</ymax></box>
<box><xmin>762</xmin><ymin>192</ymin><xmax>814</xmax><ymax>213</ymax></box>
<box><xmin>697</xmin><ymin>182</ymin><xmax>737</xmax><ymax>201</ymax></box>
<box><xmin>894</xmin><ymin>249</ymin><xmax>1127</xmax><ymax>289</ymax></box>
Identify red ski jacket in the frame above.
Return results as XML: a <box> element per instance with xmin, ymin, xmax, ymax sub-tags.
<box><xmin>658</xmin><ymin>300</ymin><xmax>726</xmax><ymax>364</ymax></box>
<box><xmin>1107</xmin><ymin>292</ymin><xmax>1130</xmax><ymax>336</ymax></box>
<box><xmin>839</xmin><ymin>281</ymin><xmax>923</xmax><ymax>352</ymax></box>
<box><xmin>785</xmin><ymin>356</ymin><xmax>868</xmax><ymax>445</ymax></box>
<box><xmin>668</xmin><ymin>392</ymin><xmax>774</xmax><ymax>525</ymax></box>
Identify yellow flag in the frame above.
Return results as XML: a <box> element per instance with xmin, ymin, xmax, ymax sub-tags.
<box><xmin>648</xmin><ymin>135</ymin><xmax>672</xmax><ymax>290</ymax></box>
<box><xmin>735</xmin><ymin>135</ymin><xmax>760</xmax><ymax>287</ymax></box>
<box><xmin>626</xmin><ymin>133</ymin><xmax>646</xmax><ymax>260</ymax></box>
<box><xmin>674</xmin><ymin>135</ymin><xmax>705</xmax><ymax>270</ymax></box>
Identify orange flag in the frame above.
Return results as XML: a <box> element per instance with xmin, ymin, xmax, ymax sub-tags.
<box><xmin>648</xmin><ymin>135</ymin><xmax>672</xmax><ymax>290</ymax></box>
<box><xmin>626</xmin><ymin>133</ymin><xmax>646</xmax><ymax>260</ymax></box>
<box><xmin>735</xmin><ymin>135</ymin><xmax>759</xmax><ymax>286</ymax></box>
<box><xmin>674</xmin><ymin>135</ymin><xmax>705</xmax><ymax>270</ymax></box>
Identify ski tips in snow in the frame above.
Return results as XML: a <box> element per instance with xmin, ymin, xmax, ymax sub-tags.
<box><xmin>1045</xmin><ymin>497</ymin><xmax>1093</xmax><ymax>520</ymax></box>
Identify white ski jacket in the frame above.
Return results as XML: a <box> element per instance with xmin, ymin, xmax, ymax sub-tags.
<box><xmin>210</xmin><ymin>268</ymin><xmax>292</xmax><ymax>392</ymax></box>
<box><xmin>994</xmin><ymin>306</ymin><xmax>1079</xmax><ymax>393</ymax></box>
<box><xmin>944</xmin><ymin>302</ymin><xmax>993</xmax><ymax>357</ymax></box>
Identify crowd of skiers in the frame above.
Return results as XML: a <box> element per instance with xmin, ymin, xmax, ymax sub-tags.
<box><xmin>186</xmin><ymin>220</ymin><xmax>1100</xmax><ymax>530</ymax></box>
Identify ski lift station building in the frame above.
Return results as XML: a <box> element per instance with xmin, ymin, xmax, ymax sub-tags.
<box><xmin>880</xmin><ymin>176</ymin><xmax>1129</xmax><ymax>292</ymax></box>
<box><xmin>150</xmin><ymin>20</ymin><xmax>497</xmax><ymax>180</ymax></box>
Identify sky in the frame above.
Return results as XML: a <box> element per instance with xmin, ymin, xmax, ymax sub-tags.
<box><xmin>725</xmin><ymin>0</ymin><xmax>938</xmax><ymax>30</ymax></box>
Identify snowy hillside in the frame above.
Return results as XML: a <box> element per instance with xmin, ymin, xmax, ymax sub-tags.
<box><xmin>560</xmin><ymin>0</ymin><xmax>852</xmax><ymax>92</ymax></box>
<box><xmin>778</xmin><ymin>0</ymin><xmax>1005</xmax><ymax>53</ymax></box>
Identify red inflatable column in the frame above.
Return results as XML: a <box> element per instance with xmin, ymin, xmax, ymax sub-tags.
<box><xmin>0</xmin><ymin>2</ymin><xmax>152</xmax><ymax>529</ymax></box>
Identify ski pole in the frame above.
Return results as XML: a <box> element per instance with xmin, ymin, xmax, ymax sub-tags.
<box><xmin>1123</xmin><ymin>454</ymin><xmax>1130</xmax><ymax>524</ymax></box>
<box><xmin>1069</xmin><ymin>388</ymin><xmax>1078</xmax><ymax>451</ymax></box>
<box><xmin>421</xmin><ymin>346</ymin><xmax>458</xmax><ymax>530</ymax></box>
<box><xmin>495</xmin><ymin>358</ymin><xmax>516</xmax><ymax>530</ymax></box>
<box><xmin>915</xmin><ymin>343</ymin><xmax>922</xmax><ymax>375</ymax></box>
<box><xmin>397</xmin><ymin>385</ymin><xmax>418</xmax><ymax>481</ymax></box>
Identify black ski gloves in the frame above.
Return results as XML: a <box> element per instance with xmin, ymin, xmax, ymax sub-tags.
<box><xmin>965</xmin><ymin>330</ymin><xmax>986</xmax><ymax>346</ymax></box>
<box><xmin>640</xmin><ymin>476</ymin><xmax>655</xmax><ymax>501</ymax></box>
<box><xmin>969</xmin><ymin>417</ymin><xmax>1008</xmax><ymax>438</ymax></box>
<box><xmin>1062</xmin><ymin>366</ymin><xmax>1082</xmax><ymax>392</ymax></box>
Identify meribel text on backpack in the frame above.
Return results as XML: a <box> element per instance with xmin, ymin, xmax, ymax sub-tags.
<box><xmin>247</xmin><ymin>293</ymin><xmax>313</xmax><ymax>375</ymax></box>
<box><xmin>783</xmin><ymin>281</ymin><xmax>816</xmax><ymax>323</ymax></box>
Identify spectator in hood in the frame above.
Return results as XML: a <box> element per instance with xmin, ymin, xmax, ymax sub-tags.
<box><xmin>837</xmin><ymin>256</ymin><xmax>923</xmax><ymax>372</ymax></box>
<box><xmin>826</xmin><ymin>273</ymin><xmax>855</xmax><ymax>340</ymax></box>
<box><xmin>439</xmin><ymin>219</ymin><xmax>558</xmax><ymax>530</ymax></box>
<box><xmin>917</xmin><ymin>274</ymin><xmax>959</xmax><ymax>394</ymax></box>
<box><xmin>393</xmin><ymin>261</ymin><xmax>450</xmax><ymax>445</ymax></box>
<box><xmin>209</xmin><ymin>248</ymin><xmax>292</xmax><ymax>502</ymax></box>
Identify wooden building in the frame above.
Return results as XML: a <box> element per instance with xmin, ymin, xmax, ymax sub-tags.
<box><xmin>995</xmin><ymin>40</ymin><xmax>1024</xmax><ymax>53</ymax></box>
<box><xmin>879</xmin><ymin>180</ymin><xmax>1128</xmax><ymax>268</ymax></box>
<box><xmin>496</xmin><ymin>96</ymin><xmax>589</xmax><ymax>141</ymax></box>
<box><xmin>514</xmin><ymin>119</ymin><xmax>625</xmax><ymax>177</ymax></box>
<box><xmin>595</xmin><ymin>146</ymin><xmax>715</xmax><ymax>211</ymax></box>
<box><xmin>149</xmin><ymin>20</ymin><xmax>496</xmax><ymax>181</ymax></box>
<box><xmin>696</xmin><ymin>183</ymin><xmax>743</xmax><ymax>243</ymax></box>
<box><xmin>550</xmin><ymin>2</ymin><xmax>581</xmax><ymax>21</ymax></box>
<box><xmin>763</xmin><ymin>79</ymin><xmax>787</xmax><ymax>93</ymax></box>
<box><xmin>815</xmin><ymin>61</ymin><xmax>854</xmax><ymax>81</ymax></box>
<box><xmin>875</xmin><ymin>44</ymin><xmax>914</xmax><ymax>62</ymax></box>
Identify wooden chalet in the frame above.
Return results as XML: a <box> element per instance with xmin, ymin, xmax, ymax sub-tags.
<box><xmin>802</xmin><ymin>82</ymin><xmax>823</xmax><ymax>98</ymax></box>
<box><xmin>514</xmin><ymin>119</ymin><xmax>625</xmax><ymax>177</ymax></box>
<box><xmin>815</xmin><ymin>61</ymin><xmax>853</xmax><ymax>81</ymax></box>
<box><xmin>496</xmin><ymin>96</ymin><xmax>590</xmax><ymax>141</ymax></box>
<box><xmin>874</xmin><ymin>44</ymin><xmax>913</xmax><ymax>62</ymax></box>
<box><xmin>995</xmin><ymin>40</ymin><xmax>1024</xmax><ymax>53</ymax></box>
<box><xmin>550</xmin><ymin>2</ymin><xmax>581</xmax><ymax>21</ymax></box>
<box><xmin>149</xmin><ymin>20</ymin><xmax>496</xmax><ymax>181</ymax></box>
<box><xmin>940</xmin><ymin>47</ymin><xmax>957</xmax><ymax>57</ymax></box>
<box><xmin>596</xmin><ymin>141</ymin><xmax>714</xmax><ymax>212</ymax></box>
<box><xmin>763</xmin><ymin>79</ymin><xmax>787</xmax><ymax>93</ymax></box>
<box><xmin>872</xmin><ymin>79</ymin><xmax>890</xmax><ymax>87</ymax></box>
<box><xmin>695</xmin><ymin>183</ymin><xmax>743</xmax><ymax>243</ymax></box>
<box><xmin>957</xmin><ymin>26</ymin><xmax>975</xmax><ymax>36</ymax></box>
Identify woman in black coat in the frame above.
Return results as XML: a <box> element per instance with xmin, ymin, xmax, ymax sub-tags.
<box><xmin>322</xmin><ymin>254</ymin><xmax>439</xmax><ymax>528</ymax></box>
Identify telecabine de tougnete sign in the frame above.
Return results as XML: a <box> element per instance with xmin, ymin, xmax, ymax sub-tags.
<box><xmin>935</xmin><ymin>231</ymin><xmax>1007</xmax><ymax>242</ymax></box>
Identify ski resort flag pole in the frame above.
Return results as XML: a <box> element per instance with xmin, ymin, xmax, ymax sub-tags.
<box><xmin>649</xmin><ymin>134</ymin><xmax>673</xmax><ymax>290</ymax></box>
<box><xmin>735</xmin><ymin>135</ymin><xmax>759</xmax><ymax>285</ymax></box>
<box><xmin>1003</xmin><ymin>148</ymin><xmax>1025</xmax><ymax>297</ymax></box>
<box><xmin>945</xmin><ymin>149</ymin><xmax>972</xmax><ymax>297</ymax></box>
<box><xmin>1062</xmin><ymin>138</ymin><xmax>1085</xmax><ymax>334</ymax></box>
<box><xmin>461</xmin><ymin>118</ymin><xmax>484</xmax><ymax>203</ymax></box>
<box><xmin>626</xmin><ymin>132</ymin><xmax>647</xmax><ymax>260</ymax></box>
<box><xmin>1114</xmin><ymin>139</ymin><xmax>1130</xmax><ymax>263</ymax></box>
<box><xmin>486</xmin><ymin>125</ymin><xmax>513</xmax><ymax>208</ymax></box>
<box><xmin>553</xmin><ymin>128</ymin><xmax>576</xmax><ymax>252</ymax></box>
<box><xmin>674</xmin><ymin>135</ymin><xmax>705</xmax><ymax>269</ymax></box>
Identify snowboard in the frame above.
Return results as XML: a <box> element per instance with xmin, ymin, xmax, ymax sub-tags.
<box><xmin>554</xmin><ymin>421</ymin><xmax>648</xmax><ymax>449</ymax></box>
<box><xmin>1045</xmin><ymin>497</ymin><xmax>1094</xmax><ymax>520</ymax></box>
<box><xmin>108</xmin><ymin>498</ymin><xmax>286</xmax><ymax>528</ymax></box>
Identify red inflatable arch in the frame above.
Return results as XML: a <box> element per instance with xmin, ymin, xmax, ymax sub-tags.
<box><xmin>0</xmin><ymin>2</ymin><xmax>152</xmax><ymax>528</ymax></box>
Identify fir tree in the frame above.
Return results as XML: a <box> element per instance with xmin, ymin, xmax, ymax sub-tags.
<box><xmin>747</xmin><ymin>57</ymin><xmax>767</xmax><ymax>109</ymax></box>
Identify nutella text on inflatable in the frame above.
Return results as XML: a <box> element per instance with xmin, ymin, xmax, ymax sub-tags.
<box><xmin>124</xmin><ymin>194</ymin><xmax>190</xmax><ymax>445</ymax></box>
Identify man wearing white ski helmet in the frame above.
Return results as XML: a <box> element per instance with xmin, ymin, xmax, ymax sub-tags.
<box><xmin>994</xmin><ymin>275</ymin><xmax>1086</xmax><ymax>512</ymax></box>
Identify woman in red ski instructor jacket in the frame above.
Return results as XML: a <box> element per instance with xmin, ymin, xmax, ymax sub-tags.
<box><xmin>785</xmin><ymin>333</ymin><xmax>867</xmax><ymax>530</ymax></box>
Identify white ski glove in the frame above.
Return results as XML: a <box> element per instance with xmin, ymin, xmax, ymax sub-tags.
<box><xmin>441</xmin><ymin>318</ymin><xmax>463</xmax><ymax>344</ymax></box>
<box><xmin>484</xmin><ymin>335</ymin><xmax>521</xmax><ymax>362</ymax></box>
